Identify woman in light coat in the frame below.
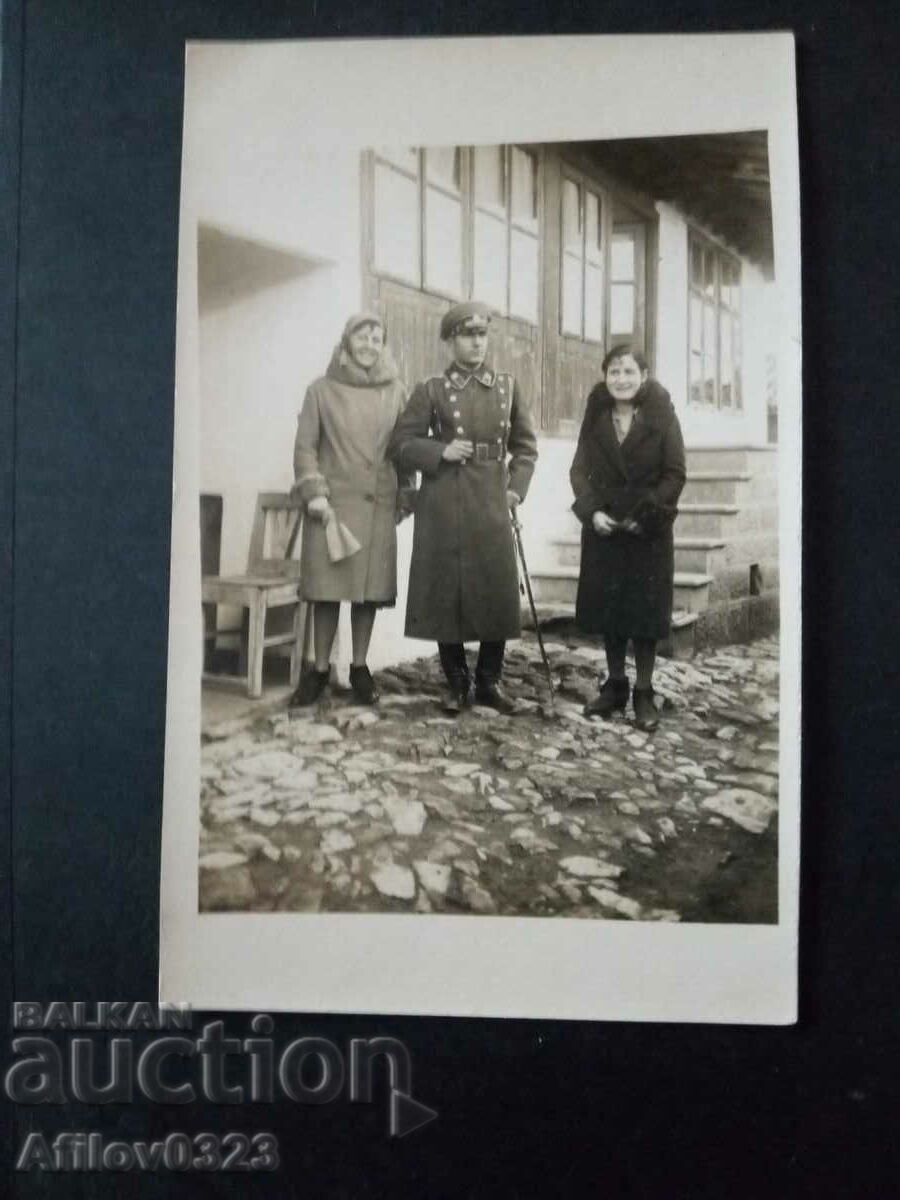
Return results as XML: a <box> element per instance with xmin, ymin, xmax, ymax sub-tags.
<box><xmin>290</xmin><ymin>312</ymin><xmax>411</xmax><ymax>707</ymax></box>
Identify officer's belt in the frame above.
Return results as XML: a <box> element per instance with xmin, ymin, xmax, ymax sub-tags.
<box><xmin>471</xmin><ymin>442</ymin><xmax>504</xmax><ymax>462</ymax></box>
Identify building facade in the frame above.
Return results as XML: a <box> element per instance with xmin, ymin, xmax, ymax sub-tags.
<box><xmin>190</xmin><ymin>122</ymin><xmax>779</xmax><ymax>675</ymax></box>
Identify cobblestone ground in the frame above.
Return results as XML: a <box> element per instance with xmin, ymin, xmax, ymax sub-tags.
<box><xmin>199</xmin><ymin>633</ymin><xmax>779</xmax><ymax>923</ymax></box>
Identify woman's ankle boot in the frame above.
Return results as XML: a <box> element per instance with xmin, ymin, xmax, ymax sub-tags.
<box><xmin>584</xmin><ymin>676</ymin><xmax>630</xmax><ymax>719</ymax></box>
<box><xmin>633</xmin><ymin>686</ymin><xmax>659</xmax><ymax>731</ymax></box>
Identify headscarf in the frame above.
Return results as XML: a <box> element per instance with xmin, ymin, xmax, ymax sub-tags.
<box><xmin>325</xmin><ymin>311</ymin><xmax>400</xmax><ymax>387</ymax></box>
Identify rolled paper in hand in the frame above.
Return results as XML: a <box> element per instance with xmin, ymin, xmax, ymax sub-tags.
<box><xmin>325</xmin><ymin>515</ymin><xmax>362</xmax><ymax>562</ymax></box>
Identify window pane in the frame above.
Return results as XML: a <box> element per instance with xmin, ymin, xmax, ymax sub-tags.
<box><xmin>474</xmin><ymin>210</ymin><xmax>508</xmax><ymax>312</ymax></box>
<box><xmin>509</xmin><ymin>229</ymin><xmax>539</xmax><ymax>322</ymax></box>
<box><xmin>703</xmin><ymin>248</ymin><xmax>716</xmax><ymax>299</ymax></box>
<box><xmin>733</xmin><ymin>319</ymin><xmax>743</xmax><ymax>408</ymax></box>
<box><xmin>585</xmin><ymin>262</ymin><xmax>604</xmax><ymax>341</ymax></box>
<box><xmin>690</xmin><ymin>296</ymin><xmax>703</xmax><ymax>353</ymax></box>
<box><xmin>690</xmin><ymin>351</ymin><xmax>703</xmax><ymax>405</ymax></box>
<box><xmin>510</xmin><ymin>147</ymin><xmax>538</xmax><ymax>231</ymax></box>
<box><xmin>704</xmin><ymin>302</ymin><xmax>717</xmax><ymax>365</ymax></box>
<box><xmin>374</xmin><ymin>162</ymin><xmax>420</xmax><ymax>283</ymax></box>
<box><xmin>562</xmin><ymin>180</ymin><xmax>582</xmax><ymax>256</ymax></box>
<box><xmin>730</xmin><ymin>262</ymin><xmax>741</xmax><ymax>311</ymax></box>
<box><xmin>474</xmin><ymin>145</ymin><xmax>505</xmax><ymax>212</ymax></box>
<box><xmin>377</xmin><ymin>146</ymin><xmax>418</xmax><ymax>174</ymax></box>
<box><xmin>585</xmin><ymin>191</ymin><xmax>602</xmax><ymax>265</ymax></box>
<box><xmin>720</xmin><ymin>312</ymin><xmax>733</xmax><ymax>407</ymax></box>
<box><xmin>690</xmin><ymin>239</ymin><xmax>704</xmax><ymax>288</ymax></box>
<box><xmin>610</xmin><ymin>283</ymin><xmax>635</xmax><ymax>335</ymax></box>
<box><xmin>425</xmin><ymin>188</ymin><xmax>462</xmax><ymax>296</ymax></box>
<box><xmin>703</xmin><ymin>355</ymin><xmax>716</xmax><ymax>405</ymax></box>
<box><xmin>611</xmin><ymin>231</ymin><xmax>635</xmax><ymax>280</ymax></box>
<box><xmin>561</xmin><ymin>252</ymin><xmax>583</xmax><ymax>335</ymax></box>
<box><xmin>425</xmin><ymin>146</ymin><xmax>460</xmax><ymax>192</ymax></box>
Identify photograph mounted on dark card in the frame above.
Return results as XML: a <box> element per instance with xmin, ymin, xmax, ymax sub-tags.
<box><xmin>160</xmin><ymin>34</ymin><xmax>801</xmax><ymax>1022</ymax></box>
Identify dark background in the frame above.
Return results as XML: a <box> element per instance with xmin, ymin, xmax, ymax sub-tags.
<box><xmin>2</xmin><ymin>1</ymin><xmax>898</xmax><ymax>1196</ymax></box>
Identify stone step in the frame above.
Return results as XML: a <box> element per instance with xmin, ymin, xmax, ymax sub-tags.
<box><xmin>660</xmin><ymin>611</ymin><xmax>700</xmax><ymax>660</ymax></box>
<box><xmin>674</xmin><ymin>536</ymin><xmax>727</xmax><ymax>573</ymax></box>
<box><xmin>529</xmin><ymin>564</ymin><xmax>712</xmax><ymax>615</ymax></box>
<box><xmin>680</xmin><ymin>472</ymin><xmax>751</xmax><ymax>505</ymax></box>
<box><xmin>673</xmin><ymin>571</ymin><xmax>714</xmax><ymax>613</ymax></box>
<box><xmin>674</xmin><ymin>503</ymin><xmax>740</xmax><ymax>538</ymax></box>
<box><xmin>685</xmin><ymin>447</ymin><xmax>777</xmax><ymax>473</ymax></box>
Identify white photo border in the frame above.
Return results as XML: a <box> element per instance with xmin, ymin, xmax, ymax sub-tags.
<box><xmin>160</xmin><ymin>33</ymin><xmax>801</xmax><ymax>1023</ymax></box>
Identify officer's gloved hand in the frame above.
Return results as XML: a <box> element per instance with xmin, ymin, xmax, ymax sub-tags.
<box><xmin>507</xmin><ymin>491</ymin><xmax>521</xmax><ymax>511</ymax></box>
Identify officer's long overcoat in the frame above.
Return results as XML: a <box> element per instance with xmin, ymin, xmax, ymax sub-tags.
<box><xmin>390</xmin><ymin>363</ymin><xmax>538</xmax><ymax>642</ymax></box>
<box><xmin>294</xmin><ymin>346</ymin><xmax>409</xmax><ymax>604</ymax></box>
<box><xmin>570</xmin><ymin>380</ymin><xmax>686</xmax><ymax>640</ymax></box>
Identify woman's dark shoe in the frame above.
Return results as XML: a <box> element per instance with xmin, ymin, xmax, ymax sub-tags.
<box><xmin>441</xmin><ymin>675</ymin><xmax>471</xmax><ymax>715</ymax></box>
<box><xmin>288</xmin><ymin>667</ymin><xmax>329</xmax><ymax>708</ymax></box>
<box><xmin>349</xmin><ymin>664</ymin><xmax>379</xmax><ymax>705</ymax></box>
<box><xmin>584</xmin><ymin>676</ymin><xmax>630</xmax><ymax>719</ymax></box>
<box><xmin>633</xmin><ymin>686</ymin><xmax>660</xmax><ymax>731</ymax></box>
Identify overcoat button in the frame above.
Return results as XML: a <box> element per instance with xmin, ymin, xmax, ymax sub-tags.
<box><xmin>457</xmin><ymin>426</ymin><xmax>465</xmax><ymax>434</ymax></box>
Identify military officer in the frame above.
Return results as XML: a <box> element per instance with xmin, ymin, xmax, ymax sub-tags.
<box><xmin>389</xmin><ymin>301</ymin><xmax>538</xmax><ymax>713</ymax></box>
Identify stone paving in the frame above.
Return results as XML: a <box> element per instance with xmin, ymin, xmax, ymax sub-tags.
<box><xmin>199</xmin><ymin>634</ymin><xmax>779</xmax><ymax>923</ymax></box>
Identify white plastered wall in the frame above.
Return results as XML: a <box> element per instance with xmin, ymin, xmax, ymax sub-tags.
<box><xmin>187</xmin><ymin>51</ymin><xmax>422</xmax><ymax>675</ymax></box>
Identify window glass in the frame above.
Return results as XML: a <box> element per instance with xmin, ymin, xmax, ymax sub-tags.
<box><xmin>720</xmin><ymin>313</ymin><xmax>734</xmax><ymax>406</ymax></box>
<box><xmin>561</xmin><ymin>252</ymin><xmax>583</xmax><ymax>336</ymax></box>
<box><xmin>690</xmin><ymin>239</ymin><xmax>704</xmax><ymax>288</ymax></box>
<box><xmin>474</xmin><ymin>145</ymin><xmax>505</xmax><ymax>212</ymax></box>
<box><xmin>690</xmin><ymin>352</ymin><xmax>703</xmax><ymax>406</ymax></box>
<box><xmin>373</xmin><ymin>161</ymin><xmax>420</xmax><ymax>283</ymax></box>
<box><xmin>704</xmin><ymin>303</ymin><xmax>717</xmax><ymax>369</ymax></box>
<box><xmin>585</xmin><ymin>191</ymin><xmax>603</xmax><ymax>265</ymax></box>
<box><xmin>610</xmin><ymin>283</ymin><xmax>635</xmax><ymax>335</ymax></box>
<box><xmin>584</xmin><ymin>262</ymin><xmax>604</xmax><ymax>341</ymax></box>
<box><xmin>703</xmin><ymin>356</ymin><xmax>716</xmax><ymax>405</ymax></box>
<box><xmin>509</xmin><ymin>229</ymin><xmax>539</xmax><ymax>322</ymax></box>
<box><xmin>474</xmin><ymin>210</ymin><xmax>507</xmax><ymax>312</ymax></box>
<box><xmin>510</xmin><ymin>148</ymin><xmax>538</xmax><ymax>231</ymax></box>
<box><xmin>703</xmin><ymin>247</ymin><xmax>716</xmax><ymax>299</ymax></box>
<box><xmin>425</xmin><ymin>147</ymin><xmax>460</xmax><ymax>191</ymax></box>
<box><xmin>733</xmin><ymin>320</ymin><xmax>743</xmax><ymax>408</ymax></box>
<box><xmin>562</xmin><ymin>180</ymin><xmax>582</xmax><ymax>255</ymax></box>
<box><xmin>611</xmin><ymin>231</ymin><xmax>635</xmax><ymax>280</ymax></box>
<box><xmin>690</xmin><ymin>296</ymin><xmax>703</xmax><ymax>353</ymax></box>
<box><xmin>425</xmin><ymin>190</ymin><xmax>462</xmax><ymax>296</ymax></box>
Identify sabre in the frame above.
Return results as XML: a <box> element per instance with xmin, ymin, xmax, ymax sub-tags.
<box><xmin>510</xmin><ymin>510</ymin><xmax>556</xmax><ymax>714</ymax></box>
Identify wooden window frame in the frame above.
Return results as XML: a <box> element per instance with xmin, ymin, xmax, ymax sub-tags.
<box><xmin>687</xmin><ymin>228</ymin><xmax>743</xmax><ymax>411</ymax></box>
<box><xmin>558</xmin><ymin>167</ymin><xmax>610</xmax><ymax>347</ymax></box>
<box><xmin>366</xmin><ymin>146</ymin><xmax>542</xmax><ymax>325</ymax></box>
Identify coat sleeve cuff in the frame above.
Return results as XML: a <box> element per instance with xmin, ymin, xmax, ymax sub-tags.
<box><xmin>294</xmin><ymin>474</ymin><xmax>330</xmax><ymax>503</ymax></box>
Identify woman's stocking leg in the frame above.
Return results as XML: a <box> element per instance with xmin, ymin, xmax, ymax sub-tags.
<box><xmin>633</xmin><ymin>638</ymin><xmax>657</xmax><ymax>690</ymax></box>
<box><xmin>350</xmin><ymin>602</ymin><xmax>377</xmax><ymax>667</ymax></box>
<box><xmin>312</xmin><ymin>601</ymin><xmax>340</xmax><ymax>671</ymax></box>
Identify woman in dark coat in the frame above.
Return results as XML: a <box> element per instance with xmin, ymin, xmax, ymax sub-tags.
<box><xmin>570</xmin><ymin>345</ymin><xmax>686</xmax><ymax>730</ymax></box>
<box><xmin>289</xmin><ymin>312</ymin><xmax>412</xmax><ymax>708</ymax></box>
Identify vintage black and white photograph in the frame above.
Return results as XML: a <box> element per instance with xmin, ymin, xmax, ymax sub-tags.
<box><xmin>161</xmin><ymin>35</ymin><xmax>800</xmax><ymax>1021</ymax></box>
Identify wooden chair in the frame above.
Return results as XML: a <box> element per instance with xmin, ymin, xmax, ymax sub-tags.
<box><xmin>201</xmin><ymin>492</ymin><xmax>311</xmax><ymax>698</ymax></box>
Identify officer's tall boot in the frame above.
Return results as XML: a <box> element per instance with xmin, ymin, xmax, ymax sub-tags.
<box><xmin>438</xmin><ymin>643</ymin><xmax>471</xmax><ymax>715</ymax></box>
<box><xmin>474</xmin><ymin>641</ymin><xmax>515</xmax><ymax>714</ymax></box>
